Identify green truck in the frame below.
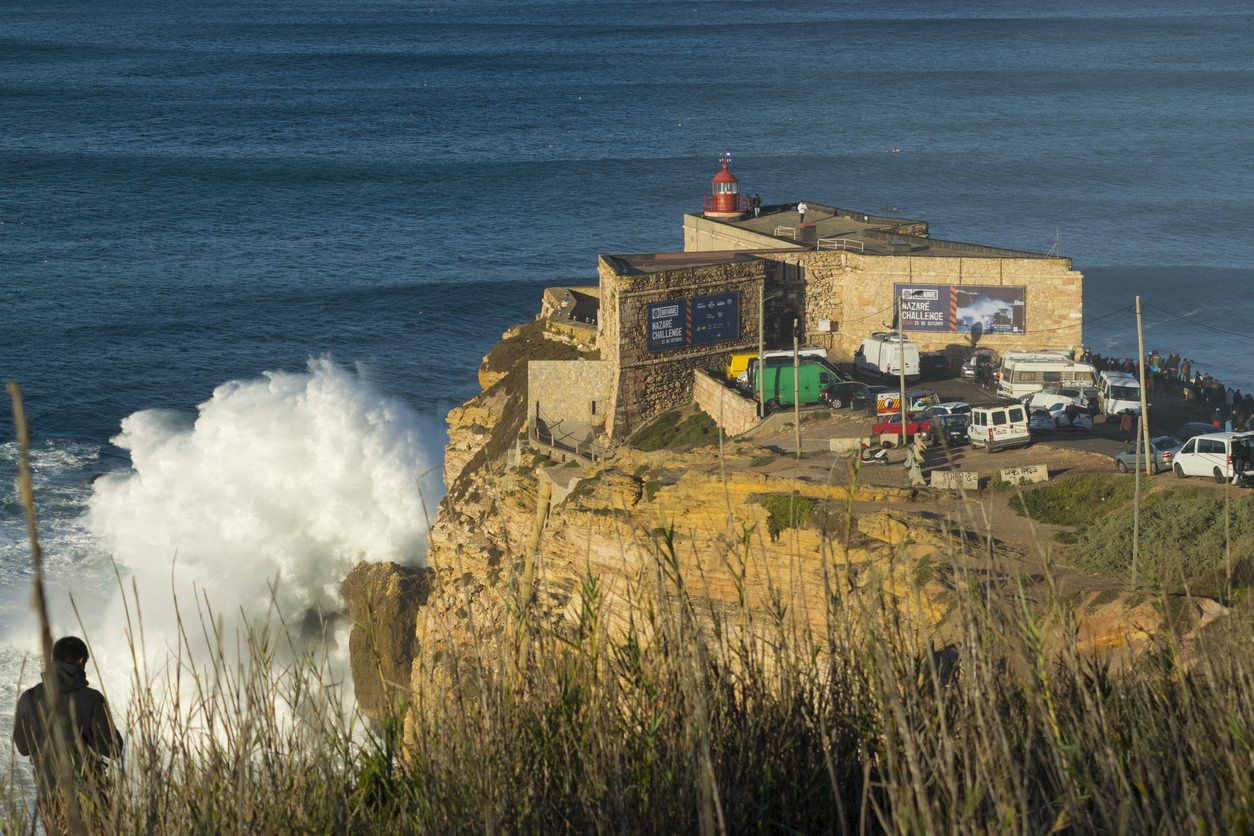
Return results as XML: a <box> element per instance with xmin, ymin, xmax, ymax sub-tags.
<box><xmin>752</xmin><ymin>359</ymin><xmax>841</xmax><ymax>407</ymax></box>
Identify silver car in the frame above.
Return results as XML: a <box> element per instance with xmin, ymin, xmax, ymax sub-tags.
<box><xmin>1113</xmin><ymin>435</ymin><xmax>1184</xmax><ymax>475</ymax></box>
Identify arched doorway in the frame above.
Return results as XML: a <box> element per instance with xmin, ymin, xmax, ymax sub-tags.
<box><xmin>773</xmin><ymin>309</ymin><xmax>804</xmax><ymax>347</ymax></box>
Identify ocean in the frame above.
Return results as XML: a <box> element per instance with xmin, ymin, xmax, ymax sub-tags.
<box><xmin>2</xmin><ymin>0</ymin><xmax>1252</xmax><ymax>768</ymax></box>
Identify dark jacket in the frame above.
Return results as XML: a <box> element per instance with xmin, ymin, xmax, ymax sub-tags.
<box><xmin>12</xmin><ymin>661</ymin><xmax>123</xmax><ymax>797</ymax></box>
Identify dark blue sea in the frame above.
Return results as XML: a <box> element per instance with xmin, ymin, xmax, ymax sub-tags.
<box><xmin>1</xmin><ymin>0</ymin><xmax>1252</xmax><ymax>751</ymax></box>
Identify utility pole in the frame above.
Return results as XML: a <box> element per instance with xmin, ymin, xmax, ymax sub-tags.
<box><xmin>1133</xmin><ymin>295</ymin><xmax>1149</xmax><ymax>588</ymax></box>
<box><xmin>758</xmin><ymin>287</ymin><xmax>767</xmax><ymax>418</ymax></box>
<box><xmin>793</xmin><ymin>318</ymin><xmax>802</xmax><ymax>459</ymax></box>
<box><xmin>898</xmin><ymin>294</ymin><xmax>907</xmax><ymax>447</ymax></box>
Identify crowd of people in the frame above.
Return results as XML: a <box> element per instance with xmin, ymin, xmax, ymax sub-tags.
<box><xmin>1074</xmin><ymin>345</ymin><xmax>1254</xmax><ymax>431</ymax></box>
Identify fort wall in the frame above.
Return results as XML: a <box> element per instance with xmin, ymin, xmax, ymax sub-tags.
<box><xmin>599</xmin><ymin>256</ymin><xmax>765</xmax><ymax>439</ymax></box>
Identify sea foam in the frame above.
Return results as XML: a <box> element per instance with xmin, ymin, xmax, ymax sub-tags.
<box><xmin>79</xmin><ymin>358</ymin><xmax>437</xmax><ymax>694</ymax></box>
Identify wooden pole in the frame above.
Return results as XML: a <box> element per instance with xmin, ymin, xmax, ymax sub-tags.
<box><xmin>1133</xmin><ymin>296</ymin><xmax>1149</xmax><ymax>588</ymax></box>
<box><xmin>758</xmin><ymin>286</ymin><xmax>766</xmax><ymax>418</ymax></box>
<box><xmin>793</xmin><ymin>318</ymin><xmax>801</xmax><ymax>460</ymax></box>
<box><xmin>898</xmin><ymin>295</ymin><xmax>907</xmax><ymax>448</ymax></box>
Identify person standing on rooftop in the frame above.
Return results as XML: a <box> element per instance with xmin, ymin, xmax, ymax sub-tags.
<box><xmin>797</xmin><ymin>201</ymin><xmax>807</xmax><ymax>224</ymax></box>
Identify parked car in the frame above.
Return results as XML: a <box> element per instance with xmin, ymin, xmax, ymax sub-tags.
<box><xmin>967</xmin><ymin>404</ymin><xmax>1031</xmax><ymax>452</ymax></box>
<box><xmin>1177</xmin><ymin>422</ymin><xmax>1220</xmax><ymax>442</ymax></box>
<box><xmin>961</xmin><ymin>348</ymin><xmax>996</xmax><ymax>379</ymax></box>
<box><xmin>1049</xmin><ymin>402</ymin><xmax>1092</xmax><ymax>431</ymax></box>
<box><xmin>819</xmin><ymin>380</ymin><xmax>870</xmax><ymax>409</ymax></box>
<box><xmin>1025</xmin><ymin>388</ymin><xmax>1091</xmax><ymax>412</ymax></box>
<box><xmin>1172</xmin><ymin>431</ymin><xmax>1254</xmax><ymax>482</ymax></box>
<box><xmin>920</xmin><ymin>352</ymin><xmax>952</xmax><ymax>379</ymax></box>
<box><xmin>930</xmin><ymin>413</ymin><xmax>970</xmax><ymax>447</ymax></box>
<box><xmin>1114</xmin><ymin>436</ymin><xmax>1185</xmax><ymax>475</ymax></box>
<box><xmin>1028</xmin><ymin>407</ymin><xmax>1055</xmax><ymax>433</ymax></box>
<box><xmin>872</xmin><ymin>411</ymin><xmax>935</xmax><ymax>441</ymax></box>
<box><xmin>926</xmin><ymin>401</ymin><xmax>971</xmax><ymax>418</ymax></box>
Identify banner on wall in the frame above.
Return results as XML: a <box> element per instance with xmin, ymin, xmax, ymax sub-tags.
<box><xmin>895</xmin><ymin>284</ymin><xmax>1026</xmax><ymax>335</ymax></box>
<box><xmin>646</xmin><ymin>291</ymin><xmax>740</xmax><ymax>352</ymax></box>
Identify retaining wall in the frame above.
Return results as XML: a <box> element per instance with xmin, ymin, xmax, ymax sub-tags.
<box><xmin>692</xmin><ymin>370</ymin><xmax>760</xmax><ymax>438</ymax></box>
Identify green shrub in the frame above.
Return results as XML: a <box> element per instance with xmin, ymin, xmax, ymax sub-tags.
<box><xmin>564</xmin><ymin>459</ymin><xmax>581</xmax><ymax>468</ymax></box>
<box><xmin>760</xmin><ymin>494</ymin><xmax>816</xmax><ymax>539</ymax></box>
<box><xmin>644</xmin><ymin>480</ymin><xmax>663</xmax><ymax>502</ymax></box>
<box><xmin>748</xmin><ymin>456</ymin><xmax>775</xmax><ymax>468</ymax></box>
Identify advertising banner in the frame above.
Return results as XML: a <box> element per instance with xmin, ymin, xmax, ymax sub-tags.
<box><xmin>647</xmin><ymin>291</ymin><xmax>740</xmax><ymax>352</ymax></box>
<box><xmin>895</xmin><ymin>284</ymin><xmax>1025</xmax><ymax>335</ymax></box>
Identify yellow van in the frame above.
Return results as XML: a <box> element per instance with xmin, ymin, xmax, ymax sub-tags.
<box><xmin>726</xmin><ymin>351</ymin><xmax>758</xmax><ymax>382</ymax></box>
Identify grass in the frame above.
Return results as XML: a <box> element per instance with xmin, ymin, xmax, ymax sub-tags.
<box><xmin>1007</xmin><ymin>473</ymin><xmax>1135</xmax><ymax>527</ymax></box>
<box><xmin>16</xmin><ymin>384</ymin><xmax>1254</xmax><ymax>834</ymax></box>
<box><xmin>628</xmin><ymin>407</ymin><xmax>719</xmax><ymax>452</ymax></box>
<box><xmin>748</xmin><ymin>456</ymin><xmax>775</xmax><ymax>468</ymax></box>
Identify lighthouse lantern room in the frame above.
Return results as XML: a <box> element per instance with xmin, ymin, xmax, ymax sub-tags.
<box><xmin>703</xmin><ymin>152</ymin><xmax>748</xmax><ymax>219</ymax></box>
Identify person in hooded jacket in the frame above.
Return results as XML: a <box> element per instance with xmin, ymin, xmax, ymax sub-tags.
<box><xmin>13</xmin><ymin>636</ymin><xmax>123</xmax><ymax>824</ymax></box>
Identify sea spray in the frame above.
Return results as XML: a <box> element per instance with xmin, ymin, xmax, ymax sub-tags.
<box><xmin>71</xmin><ymin>359</ymin><xmax>437</xmax><ymax>712</ymax></box>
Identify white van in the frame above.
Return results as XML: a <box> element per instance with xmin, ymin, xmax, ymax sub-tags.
<box><xmin>1171</xmin><ymin>432</ymin><xmax>1254</xmax><ymax>483</ymax></box>
<box><xmin>854</xmin><ymin>332</ymin><xmax>920</xmax><ymax>384</ymax></box>
<box><xmin>1097</xmin><ymin>371</ymin><xmax>1142</xmax><ymax>415</ymax></box>
<box><xmin>762</xmin><ymin>346</ymin><xmax>829</xmax><ymax>364</ymax></box>
<box><xmin>967</xmin><ymin>404</ymin><xmax>1031</xmax><ymax>452</ymax></box>
<box><xmin>996</xmin><ymin>351</ymin><xmax>1097</xmax><ymax>400</ymax></box>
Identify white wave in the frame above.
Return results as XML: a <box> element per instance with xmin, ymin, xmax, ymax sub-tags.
<box><xmin>3</xmin><ymin>359</ymin><xmax>439</xmax><ymax>739</ymax></box>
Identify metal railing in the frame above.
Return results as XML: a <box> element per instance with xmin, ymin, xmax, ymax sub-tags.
<box><xmin>703</xmin><ymin>193</ymin><xmax>749</xmax><ymax>213</ymax></box>
<box><xmin>818</xmin><ymin>237</ymin><xmax>864</xmax><ymax>252</ymax></box>
<box><xmin>532</xmin><ymin>413</ymin><xmax>609</xmax><ymax>463</ymax></box>
<box><xmin>774</xmin><ymin>226</ymin><xmax>797</xmax><ymax>240</ymax></box>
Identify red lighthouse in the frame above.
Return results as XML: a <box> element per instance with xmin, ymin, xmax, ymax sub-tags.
<box><xmin>703</xmin><ymin>152</ymin><xmax>748</xmax><ymax>219</ymax></box>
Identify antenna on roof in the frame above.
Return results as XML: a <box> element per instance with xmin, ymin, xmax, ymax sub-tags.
<box><xmin>720</xmin><ymin>151</ymin><xmax>732</xmax><ymax>166</ymax></box>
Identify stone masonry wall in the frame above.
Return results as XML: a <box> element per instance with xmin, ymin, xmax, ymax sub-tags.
<box><xmin>528</xmin><ymin>359</ymin><xmax>613</xmax><ymax>432</ymax></box>
<box><xmin>776</xmin><ymin>250</ymin><xmax>1084</xmax><ymax>360</ymax></box>
<box><xmin>599</xmin><ymin>256</ymin><xmax>765</xmax><ymax>440</ymax></box>
<box><xmin>692</xmin><ymin>369</ymin><xmax>760</xmax><ymax>437</ymax></box>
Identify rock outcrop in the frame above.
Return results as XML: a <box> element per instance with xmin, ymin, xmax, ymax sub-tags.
<box><xmin>341</xmin><ymin>561</ymin><xmax>434</xmax><ymax>722</ymax></box>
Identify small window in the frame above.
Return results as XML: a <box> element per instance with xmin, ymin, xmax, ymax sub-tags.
<box><xmin>1016</xmin><ymin>371</ymin><xmax>1037</xmax><ymax>382</ymax></box>
<box><xmin>1201</xmin><ymin>439</ymin><xmax>1223</xmax><ymax>454</ymax></box>
<box><xmin>1182</xmin><ymin>439</ymin><xmax>1197</xmax><ymax>454</ymax></box>
<box><xmin>1043</xmin><ymin>372</ymin><xmax>1062</xmax><ymax>382</ymax></box>
<box><xmin>993</xmin><ymin>411</ymin><xmax>1007</xmax><ymax>426</ymax></box>
<box><xmin>820</xmin><ymin>373</ymin><xmax>831</xmax><ymax>384</ymax></box>
<box><xmin>591</xmin><ymin>401</ymin><xmax>597</xmax><ymax>415</ymax></box>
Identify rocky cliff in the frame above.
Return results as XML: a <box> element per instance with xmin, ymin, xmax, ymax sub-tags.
<box><xmin>341</xmin><ymin>317</ymin><xmax>1229</xmax><ymax>724</ymax></box>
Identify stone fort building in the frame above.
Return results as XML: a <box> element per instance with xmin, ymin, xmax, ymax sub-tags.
<box><xmin>528</xmin><ymin>163</ymin><xmax>1083</xmax><ymax>450</ymax></box>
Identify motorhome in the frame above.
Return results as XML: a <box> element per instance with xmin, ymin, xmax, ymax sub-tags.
<box><xmin>995</xmin><ymin>350</ymin><xmax>1097</xmax><ymax>399</ymax></box>
<box><xmin>854</xmin><ymin>332</ymin><xmax>920</xmax><ymax>384</ymax></box>
<box><xmin>1097</xmin><ymin>371</ymin><xmax>1142</xmax><ymax>415</ymax></box>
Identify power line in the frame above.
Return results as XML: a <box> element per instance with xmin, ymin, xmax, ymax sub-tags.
<box><xmin>1142</xmin><ymin>302</ymin><xmax>1254</xmax><ymax>346</ymax></box>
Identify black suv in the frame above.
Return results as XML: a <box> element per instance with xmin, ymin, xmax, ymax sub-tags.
<box><xmin>819</xmin><ymin>380</ymin><xmax>870</xmax><ymax>410</ymax></box>
<box><xmin>920</xmin><ymin>353</ymin><xmax>952</xmax><ymax>379</ymax></box>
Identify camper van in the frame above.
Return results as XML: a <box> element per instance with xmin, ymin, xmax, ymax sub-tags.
<box><xmin>754</xmin><ymin>360</ymin><xmax>843</xmax><ymax>407</ymax></box>
<box><xmin>995</xmin><ymin>350</ymin><xmax>1097</xmax><ymax>400</ymax></box>
<box><xmin>854</xmin><ymin>333</ymin><xmax>920</xmax><ymax>384</ymax></box>
<box><xmin>1097</xmin><ymin>371</ymin><xmax>1142</xmax><ymax>415</ymax></box>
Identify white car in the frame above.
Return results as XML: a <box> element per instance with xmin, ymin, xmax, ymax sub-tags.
<box><xmin>1048</xmin><ymin>402</ymin><xmax>1092</xmax><ymax>431</ymax></box>
<box><xmin>927</xmin><ymin>401</ymin><xmax>971</xmax><ymax>417</ymax></box>
<box><xmin>1025</xmin><ymin>388</ymin><xmax>1091</xmax><ymax>412</ymax></box>
<box><xmin>1172</xmin><ymin>432</ymin><xmax>1254</xmax><ymax>483</ymax></box>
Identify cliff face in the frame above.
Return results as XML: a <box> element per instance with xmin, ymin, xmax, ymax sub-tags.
<box><xmin>341</xmin><ymin>317</ymin><xmax>1227</xmax><ymax>725</ymax></box>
